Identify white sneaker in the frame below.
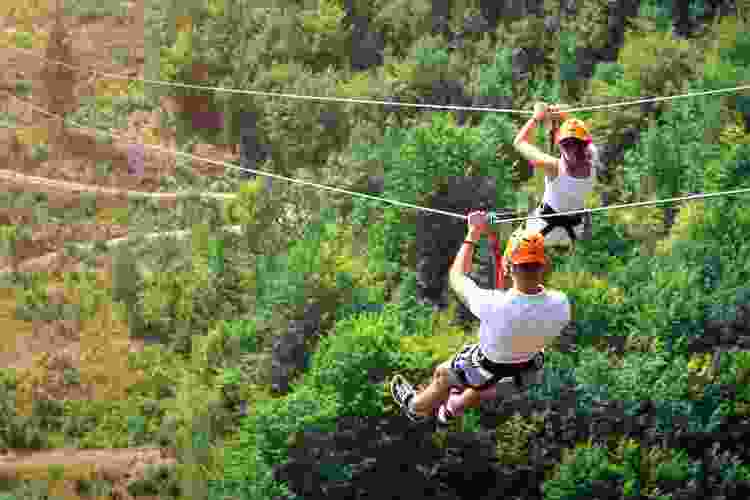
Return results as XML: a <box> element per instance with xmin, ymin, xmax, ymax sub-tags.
<box><xmin>390</xmin><ymin>375</ymin><xmax>430</xmax><ymax>423</ymax></box>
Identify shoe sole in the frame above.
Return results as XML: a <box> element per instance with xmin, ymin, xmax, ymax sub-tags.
<box><xmin>390</xmin><ymin>375</ymin><xmax>412</xmax><ymax>414</ymax></box>
<box><xmin>391</xmin><ymin>375</ymin><xmax>429</xmax><ymax>423</ymax></box>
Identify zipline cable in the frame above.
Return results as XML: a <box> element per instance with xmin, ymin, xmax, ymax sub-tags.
<box><xmin>1</xmin><ymin>90</ymin><xmax>472</xmax><ymax>220</ymax></box>
<box><xmin>495</xmin><ymin>188</ymin><xmax>750</xmax><ymax>225</ymax></box>
<box><xmin>5</xmin><ymin>89</ymin><xmax>750</xmax><ymax>227</ymax></box>
<box><xmin>7</xmin><ymin>45</ymin><xmax>750</xmax><ymax>115</ymax></box>
<box><xmin>5</xmin><ymin>46</ymin><xmax>524</xmax><ymax>114</ymax></box>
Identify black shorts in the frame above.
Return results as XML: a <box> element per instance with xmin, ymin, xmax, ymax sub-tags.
<box><xmin>442</xmin><ymin>344</ymin><xmax>545</xmax><ymax>391</ymax></box>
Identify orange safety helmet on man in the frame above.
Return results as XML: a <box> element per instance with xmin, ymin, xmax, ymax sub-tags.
<box><xmin>554</xmin><ymin>118</ymin><xmax>592</xmax><ymax>145</ymax></box>
<box><xmin>504</xmin><ymin>228</ymin><xmax>547</xmax><ymax>267</ymax></box>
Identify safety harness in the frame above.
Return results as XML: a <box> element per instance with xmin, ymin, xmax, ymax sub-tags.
<box><xmin>538</xmin><ymin>202</ymin><xmax>583</xmax><ymax>242</ymax></box>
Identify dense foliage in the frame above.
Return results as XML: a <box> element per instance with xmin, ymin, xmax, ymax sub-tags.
<box><xmin>6</xmin><ymin>1</ymin><xmax>750</xmax><ymax>499</ymax></box>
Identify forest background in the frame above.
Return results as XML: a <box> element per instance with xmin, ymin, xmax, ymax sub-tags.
<box><xmin>1</xmin><ymin>0</ymin><xmax>750</xmax><ymax>499</ymax></box>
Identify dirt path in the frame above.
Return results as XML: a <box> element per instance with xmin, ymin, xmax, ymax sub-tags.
<box><xmin>0</xmin><ymin>1</ymin><xmax>230</xmax><ymax>496</ymax></box>
<box><xmin>0</xmin><ymin>167</ymin><xmax>236</xmax><ymax>201</ymax></box>
<box><xmin>0</xmin><ymin>446</ymin><xmax>176</xmax><ymax>500</ymax></box>
<box><xmin>0</xmin><ymin>446</ymin><xmax>174</xmax><ymax>478</ymax></box>
<box><xmin>0</xmin><ymin>225</ymin><xmax>242</xmax><ymax>274</ymax></box>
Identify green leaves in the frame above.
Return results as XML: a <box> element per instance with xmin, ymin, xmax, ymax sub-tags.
<box><xmin>621</xmin><ymin>87</ymin><xmax>723</xmax><ymax>206</ymax></box>
<box><xmin>543</xmin><ymin>445</ymin><xmax>623</xmax><ymax>500</ymax></box>
<box><xmin>414</xmin><ymin>46</ymin><xmax>450</xmax><ymax>68</ymax></box>
<box><xmin>477</xmin><ymin>47</ymin><xmax>513</xmax><ymax>101</ymax></box>
<box><xmin>248</xmin><ymin>384</ymin><xmax>340</xmax><ymax>466</ymax></box>
<box><xmin>593</xmin><ymin>62</ymin><xmax>625</xmax><ymax>86</ymax></box>
<box><xmin>13</xmin><ymin>30</ymin><xmax>34</xmax><ymax>49</ymax></box>
<box><xmin>655</xmin><ymin>449</ymin><xmax>692</xmax><ymax>482</ymax></box>
<box><xmin>220</xmin><ymin>319</ymin><xmax>258</xmax><ymax>354</ymax></box>
<box><xmin>559</xmin><ymin>31</ymin><xmax>578</xmax><ymax>82</ymax></box>
<box><xmin>308</xmin><ymin>311</ymin><xmax>401</xmax><ymax>416</ymax></box>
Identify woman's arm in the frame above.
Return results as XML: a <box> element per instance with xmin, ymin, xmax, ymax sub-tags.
<box><xmin>513</xmin><ymin>113</ymin><xmax>559</xmax><ymax>178</ymax></box>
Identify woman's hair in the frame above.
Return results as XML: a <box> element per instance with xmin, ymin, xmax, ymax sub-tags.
<box><xmin>560</xmin><ymin>139</ymin><xmax>599</xmax><ymax>172</ymax></box>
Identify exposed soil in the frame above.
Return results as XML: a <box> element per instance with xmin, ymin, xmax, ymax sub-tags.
<box><xmin>0</xmin><ymin>1</ymin><xmax>228</xmax><ymax>496</ymax></box>
<box><xmin>0</xmin><ymin>446</ymin><xmax>177</xmax><ymax>500</ymax></box>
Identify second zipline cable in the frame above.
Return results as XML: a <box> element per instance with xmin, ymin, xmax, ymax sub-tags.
<box><xmin>5</xmin><ymin>89</ymin><xmax>750</xmax><ymax>228</ymax></box>
<box><xmin>8</xmin><ymin>45</ymin><xmax>750</xmax><ymax>116</ymax></box>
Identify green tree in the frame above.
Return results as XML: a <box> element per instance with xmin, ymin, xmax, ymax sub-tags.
<box><xmin>621</xmin><ymin>93</ymin><xmax>722</xmax><ymax>231</ymax></box>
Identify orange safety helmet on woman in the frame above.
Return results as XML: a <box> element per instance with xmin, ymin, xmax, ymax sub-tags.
<box><xmin>554</xmin><ymin>118</ymin><xmax>592</xmax><ymax>145</ymax></box>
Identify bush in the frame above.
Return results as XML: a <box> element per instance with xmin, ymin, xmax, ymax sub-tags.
<box><xmin>621</xmin><ymin>92</ymin><xmax>723</xmax><ymax>205</ymax></box>
<box><xmin>349</xmin><ymin>111</ymin><xmax>516</xmax><ymax>276</ymax></box>
<box><xmin>526</xmin><ymin>366</ymin><xmax>578</xmax><ymax>407</ymax></box>
<box><xmin>242</xmin><ymin>383</ymin><xmax>340</xmax><ymax>473</ymax></box>
<box><xmin>63</xmin><ymin>0</ymin><xmax>129</xmax><ymax>18</ymax></box>
<box><xmin>475</xmin><ymin>47</ymin><xmax>513</xmax><ymax>102</ymax></box>
<box><xmin>543</xmin><ymin>444</ymin><xmax>624</xmax><ymax>500</ymax></box>
<box><xmin>386</xmin><ymin>38</ymin><xmax>467</xmax><ymax>112</ymax></box>
<box><xmin>558</xmin><ymin>30</ymin><xmax>578</xmax><ymax>82</ymax></box>
<box><xmin>391</xmin><ymin>271</ymin><xmax>434</xmax><ymax>337</ymax></box>
<box><xmin>654</xmin><ymin>448</ymin><xmax>695</xmax><ymax>483</ymax></box>
<box><xmin>593</xmin><ymin>62</ymin><xmax>625</xmax><ymax>86</ymax></box>
<box><xmin>296</xmin><ymin>0</ymin><xmax>351</xmax><ymax>71</ymax></box>
<box><xmin>251</xmin><ymin>212</ymin><xmax>336</xmax><ymax>323</ymax></box>
<box><xmin>13</xmin><ymin>31</ymin><xmax>33</xmax><ymax>49</ymax></box>
<box><xmin>368</xmin><ymin>0</ymin><xmax>432</xmax><ymax>57</ymax></box>
<box><xmin>711</xmin><ymin>16</ymin><xmax>750</xmax><ymax>67</ymax></box>
<box><xmin>308</xmin><ymin>310</ymin><xmax>402</xmax><ymax>416</ymax></box>
<box><xmin>220</xmin><ymin>319</ymin><xmax>258</xmax><ymax>354</ymax></box>
<box><xmin>606</xmin><ymin>350</ymin><xmax>692</xmax><ymax>403</ymax></box>
<box><xmin>618</xmin><ymin>30</ymin><xmax>698</xmax><ymax>106</ymax></box>
<box><xmin>705</xmin><ymin>143</ymin><xmax>750</xmax><ymax>192</ymax></box>
<box><xmin>111</xmin><ymin>244</ymin><xmax>140</xmax><ymax>306</ymax></box>
<box><xmin>717</xmin><ymin>351</ymin><xmax>750</xmax><ymax>387</ymax></box>
<box><xmin>133</xmin><ymin>229</ymin><xmax>253</xmax><ymax>350</ymax></box>
<box><xmin>62</xmin><ymin>367</ymin><xmax>81</xmax><ymax>386</ymax></box>
<box><xmin>127</xmin><ymin>463</ymin><xmax>180</xmax><ymax>498</ymax></box>
<box><xmin>0</xmin><ymin>415</ymin><xmax>48</xmax><ymax>450</ymax></box>
<box><xmin>59</xmin><ymin>396</ymin><xmax>164</xmax><ymax>450</ymax></box>
<box><xmin>495</xmin><ymin>412</ymin><xmax>546</xmax><ymax>465</ymax></box>
<box><xmin>75</xmin><ymin>477</ymin><xmax>113</xmax><ymax>497</ymax></box>
<box><xmin>253</xmin><ymin>63</ymin><xmax>350</xmax><ymax>176</ymax></box>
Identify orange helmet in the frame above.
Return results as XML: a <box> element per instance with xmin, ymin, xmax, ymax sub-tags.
<box><xmin>555</xmin><ymin>118</ymin><xmax>591</xmax><ymax>145</ymax></box>
<box><xmin>504</xmin><ymin>228</ymin><xmax>546</xmax><ymax>266</ymax></box>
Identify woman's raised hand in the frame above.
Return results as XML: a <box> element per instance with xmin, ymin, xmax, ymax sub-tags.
<box><xmin>548</xmin><ymin>104</ymin><xmax>569</xmax><ymax>120</ymax></box>
<box><xmin>533</xmin><ymin>102</ymin><xmax>548</xmax><ymax>121</ymax></box>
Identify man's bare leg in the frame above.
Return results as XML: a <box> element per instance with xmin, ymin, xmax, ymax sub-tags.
<box><xmin>410</xmin><ymin>366</ymin><xmax>454</xmax><ymax>417</ymax></box>
<box><xmin>445</xmin><ymin>387</ymin><xmax>482</xmax><ymax>416</ymax></box>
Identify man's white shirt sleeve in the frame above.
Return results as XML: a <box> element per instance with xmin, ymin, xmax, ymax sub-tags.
<box><xmin>450</xmin><ymin>274</ymin><xmax>495</xmax><ymax>319</ymax></box>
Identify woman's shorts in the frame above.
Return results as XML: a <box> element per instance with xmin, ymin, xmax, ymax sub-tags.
<box><xmin>439</xmin><ymin>344</ymin><xmax>545</xmax><ymax>391</ymax></box>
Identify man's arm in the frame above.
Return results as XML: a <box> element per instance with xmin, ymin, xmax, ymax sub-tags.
<box><xmin>448</xmin><ymin>225</ymin><xmax>493</xmax><ymax>317</ymax></box>
<box><xmin>448</xmin><ymin>236</ymin><xmax>476</xmax><ymax>307</ymax></box>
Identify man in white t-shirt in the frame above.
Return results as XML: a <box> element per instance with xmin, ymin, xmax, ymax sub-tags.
<box><xmin>392</xmin><ymin>211</ymin><xmax>571</xmax><ymax>428</ymax></box>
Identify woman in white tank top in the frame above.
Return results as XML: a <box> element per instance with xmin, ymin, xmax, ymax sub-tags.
<box><xmin>512</xmin><ymin>102</ymin><xmax>598</xmax><ymax>247</ymax></box>
<box><xmin>490</xmin><ymin>103</ymin><xmax>598</xmax><ymax>289</ymax></box>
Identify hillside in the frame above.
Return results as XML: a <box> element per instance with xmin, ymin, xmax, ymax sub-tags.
<box><xmin>1</xmin><ymin>0</ymin><xmax>750</xmax><ymax>499</ymax></box>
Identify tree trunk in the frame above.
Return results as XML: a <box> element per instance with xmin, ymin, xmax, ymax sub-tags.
<box><xmin>663</xmin><ymin>204</ymin><xmax>677</xmax><ymax>233</ymax></box>
<box><xmin>42</xmin><ymin>3</ymin><xmax>76</xmax><ymax>162</ymax></box>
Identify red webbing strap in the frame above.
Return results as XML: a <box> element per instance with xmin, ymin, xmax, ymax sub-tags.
<box><xmin>490</xmin><ymin>234</ymin><xmax>504</xmax><ymax>289</ymax></box>
<box><xmin>549</xmin><ymin>117</ymin><xmax>560</xmax><ymax>153</ymax></box>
